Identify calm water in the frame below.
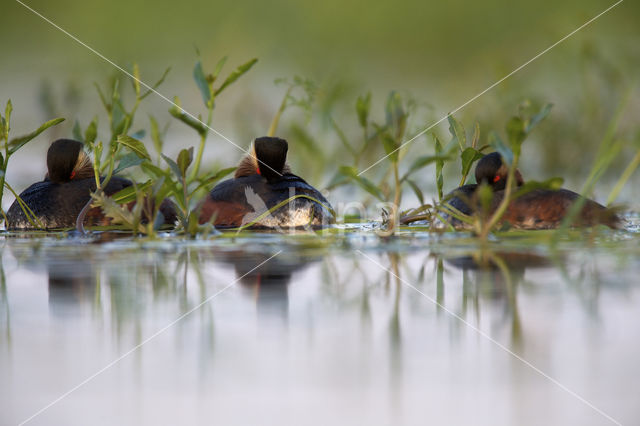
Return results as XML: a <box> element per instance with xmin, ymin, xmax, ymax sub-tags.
<box><xmin>1</xmin><ymin>223</ymin><xmax>639</xmax><ymax>425</ymax></box>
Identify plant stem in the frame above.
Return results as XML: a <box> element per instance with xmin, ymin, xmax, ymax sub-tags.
<box><xmin>606</xmin><ymin>148</ymin><xmax>640</xmax><ymax>206</ymax></box>
<box><xmin>0</xmin><ymin>133</ymin><xmax>8</xmax><ymax>219</ymax></box>
<box><xmin>191</xmin><ymin>107</ymin><xmax>213</xmax><ymax>181</ymax></box>
<box><xmin>392</xmin><ymin>162</ymin><xmax>401</xmax><ymax>224</ymax></box>
<box><xmin>478</xmin><ymin>151</ymin><xmax>520</xmax><ymax>241</ymax></box>
<box><xmin>380</xmin><ymin>162</ymin><xmax>401</xmax><ymax>236</ymax></box>
<box><xmin>268</xmin><ymin>87</ymin><xmax>292</xmax><ymax>137</ymax></box>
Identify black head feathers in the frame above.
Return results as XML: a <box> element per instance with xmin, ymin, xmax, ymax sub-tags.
<box><xmin>47</xmin><ymin>139</ymin><xmax>84</xmax><ymax>183</ymax></box>
<box><xmin>254</xmin><ymin>136</ymin><xmax>288</xmax><ymax>181</ymax></box>
<box><xmin>475</xmin><ymin>152</ymin><xmax>523</xmax><ymax>191</ymax></box>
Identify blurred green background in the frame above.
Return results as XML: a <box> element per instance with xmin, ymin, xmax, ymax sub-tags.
<box><xmin>1</xmin><ymin>0</ymin><xmax>638</xmax><ymax>208</ymax></box>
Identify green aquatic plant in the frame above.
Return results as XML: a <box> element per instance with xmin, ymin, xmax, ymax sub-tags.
<box><xmin>330</xmin><ymin>91</ymin><xmax>448</xmax><ymax>233</ymax></box>
<box><xmin>156</xmin><ymin>54</ymin><xmax>257</xmax><ymax>235</ymax></box>
<box><xmin>91</xmin><ymin>138</ymin><xmax>233</xmax><ymax>236</ymax></box>
<box><xmin>376</xmin><ymin>113</ymin><xmax>486</xmax><ymax>228</ymax></box>
<box><xmin>74</xmin><ymin>65</ymin><xmax>171</xmax><ymax>232</ymax></box>
<box><xmin>147</xmin><ymin>145</ymin><xmax>233</xmax><ymax>236</ymax></box>
<box><xmin>76</xmin><ymin>64</ymin><xmax>170</xmax><ymax>170</ymax></box>
<box><xmin>421</xmin><ymin>103</ymin><xmax>556</xmax><ymax>240</ymax></box>
<box><xmin>75</xmin><ymin>56</ymin><xmax>251</xmax><ymax>236</ymax></box>
<box><xmin>268</xmin><ymin>76</ymin><xmax>317</xmax><ymax>137</ymax></box>
<box><xmin>552</xmin><ymin>84</ymin><xmax>638</xmax><ymax>242</ymax></box>
<box><xmin>170</xmin><ymin>53</ymin><xmax>257</xmax><ymax>181</ymax></box>
<box><xmin>474</xmin><ymin>103</ymin><xmax>554</xmax><ymax>240</ymax></box>
<box><xmin>0</xmin><ymin>100</ymin><xmax>64</xmax><ymax>228</ymax></box>
<box><xmin>88</xmin><ymin>135</ymin><xmax>171</xmax><ymax>234</ymax></box>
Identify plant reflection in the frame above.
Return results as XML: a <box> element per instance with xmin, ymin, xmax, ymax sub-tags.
<box><xmin>3</xmin><ymin>236</ymin><xmax>635</xmax><ymax>381</ymax></box>
<box><xmin>438</xmin><ymin>249</ymin><xmax>551</xmax><ymax>350</ymax></box>
<box><xmin>0</xmin><ymin>245</ymin><xmax>10</xmax><ymax>349</ymax></box>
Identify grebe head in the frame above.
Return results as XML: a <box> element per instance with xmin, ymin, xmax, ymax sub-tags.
<box><xmin>254</xmin><ymin>136</ymin><xmax>288</xmax><ymax>181</ymax></box>
<box><xmin>46</xmin><ymin>139</ymin><xmax>94</xmax><ymax>183</ymax></box>
<box><xmin>475</xmin><ymin>152</ymin><xmax>524</xmax><ymax>191</ymax></box>
<box><xmin>235</xmin><ymin>136</ymin><xmax>291</xmax><ymax>181</ymax></box>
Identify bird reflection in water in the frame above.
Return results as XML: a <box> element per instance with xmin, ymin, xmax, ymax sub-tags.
<box><xmin>437</xmin><ymin>250</ymin><xmax>552</xmax><ymax>350</ymax></box>
<box><xmin>47</xmin><ymin>256</ymin><xmax>96</xmax><ymax>316</ymax></box>
<box><xmin>211</xmin><ymin>249</ymin><xmax>319</xmax><ymax>321</ymax></box>
<box><xmin>9</xmin><ymin>246</ymin><xmax>97</xmax><ymax>316</ymax></box>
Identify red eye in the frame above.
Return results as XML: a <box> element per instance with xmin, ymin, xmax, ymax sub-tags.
<box><xmin>256</xmin><ymin>167</ymin><xmax>261</xmax><ymax>175</ymax></box>
<box><xmin>493</xmin><ymin>175</ymin><xmax>500</xmax><ymax>183</ymax></box>
<box><xmin>70</xmin><ymin>171</ymin><xmax>76</xmax><ymax>179</ymax></box>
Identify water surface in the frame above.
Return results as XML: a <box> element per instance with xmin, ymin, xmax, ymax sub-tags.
<box><xmin>1</xmin><ymin>223</ymin><xmax>639</xmax><ymax>425</ymax></box>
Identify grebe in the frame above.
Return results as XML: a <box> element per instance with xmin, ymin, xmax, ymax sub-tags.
<box><xmin>6</xmin><ymin>139</ymin><xmax>176</xmax><ymax>230</ymax></box>
<box><xmin>199</xmin><ymin>136</ymin><xmax>334</xmax><ymax>228</ymax></box>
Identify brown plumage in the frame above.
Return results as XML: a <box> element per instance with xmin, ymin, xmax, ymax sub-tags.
<box><xmin>199</xmin><ymin>136</ymin><xmax>334</xmax><ymax>228</ymax></box>
<box><xmin>6</xmin><ymin>139</ymin><xmax>177</xmax><ymax>230</ymax></box>
<box><xmin>442</xmin><ymin>152</ymin><xmax>620</xmax><ymax>229</ymax></box>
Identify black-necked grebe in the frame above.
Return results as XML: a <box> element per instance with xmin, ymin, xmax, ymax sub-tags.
<box><xmin>6</xmin><ymin>139</ymin><xmax>176</xmax><ymax>230</ymax></box>
<box><xmin>199</xmin><ymin>136</ymin><xmax>334</xmax><ymax>228</ymax></box>
<box><xmin>444</xmin><ymin>152</ymin><xmax>619</xmax><ymax>229</ymax></box>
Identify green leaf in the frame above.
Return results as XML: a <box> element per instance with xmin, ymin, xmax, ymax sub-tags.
<box><xmin>381</xmin><ymin>133</ymin><xmax>399</xmax><ymax>163</ymax></box>
<box><xmin>460</xmin><ymin>147</ymin><xmax>484</xmax><ymax>185</ymax></box>
<box><xmin>193</xmin><ymin>61</ymin><xmax>212</xmax><ymax>105</ymax></box>
<box><xmin>405</xmin><ymin>179</ymin><xmax>424</xmax><ymax>205</ymax></box>
<box><xmin>330</xmin><ymin>117</ymin><xmax>356</xmax><ymax>158</ymax></box>
<box><xmin>131</xmin><ymin>63</ymin><xmax>141</xmax><ymax>97</ymax></box>
<box><xmin>214</xmin><ymin>58</ymin><xmax>258</xmax><ymax>96</ymax></box>
<box><xmin>161</xmin><ymin>153</ymin><xmax>183</xmax><ymax>181</ymax></box>
<box><xmin>4</xmin><ymin>99</ymin><xmax>12</xmax><ymax>128</ymax></box>
<box><xmin>203</xmin><ymin>166</ymin><xmax>236</xmax><ymax>182</ymax></box>
<box><xmin>8</xmin><ymin>117</ymin><xmax>65</xmax><ymax>155</ymax></box>
<box><xmin>325</xmin><ymin>171</ymin><xmax>350</xmax><ymax>190</ymax></box>
<box><xmin>111</xmin><ymin>100</ymin><xmax>127</xmax><ymax>138</ymax></box>
<box><xmin>513</xmin><ymin>177</ymin><xmax>564</xmax><ymax>198</ymax></box>
<box><xmin>477</xmin><ymin>182</ymin><xmax>493</xmax><ymax>213</ymax></box>
<box><xmin>94</xmin><ymin>82</ymin><xmax>110</xmax><ymax>112</ymax></box>
<box><xmin>111</xmin><ymin>78</ymin><xmax>120</xmax><ymax>104</ymax></box>
<box><xmin>85</xmin><ymin>117</ymin><xmax>98</xmax><ymax>144</ymax></box>
<box><xmin>131</xmin><ymin>129</ymin><xmax>146</xmax><ymax>140</ymax></box>
<box><xmin>401</xmin><ymin>154</ymin><xmax>452</xmax><ymax>182</ymax></box>
<box><xmin>140</xmin><ymin>163</ymin><xmax>180</xmax><ymax>205</ymax></box>
<box><xmin>140</xmin><ymin>162</ymin><xmax>171</xmax><ymax>179</ymax></box>
<box><xmin>488</xmin><ymin>131</ymin><xmax>513</xmax><ymax>166</ymax></box>
<box><xmin>143</xmin><ymin>161</ymin><xmax>182</xmax><ymax>207</ymax></box>
<box><xmin>506</xmin><ymin>116</ymin><xmax>526</xmax><ymax>149</ymax></box>
<box><xmin>72</xmin><ymin>120</ymin><xmax>82</xmax><ymax>141</ymax></box>
<box><xmin>471</xmin><ymin>122</ymin><xmax>480</xmax><ymax>149</ymax></box>
<box><xmin>115</xmin><ymin>135</ymin><xmax>151</xmax><ymax>160</ymax></box>
<box><xmin>169</xmin><ymin>96</ymin><xmax>207</xmax><ymax>137</ymax></box>
<box><xmin>152</xmin><ymin>176</ymin><xmax>170</xmax><ymax>207</ymax></box>
<box><xmin>213</xmin><ymin>56</ymin><xmax>228</xmax><ymax>79</ymax></box>
<box><xmin>448</xmin><ymin>114</ymin><xmax>466</xmax><ymax>151</ymax></box>
<box><xmin>187</xmin><ymin>210</ymin><xmax>200</xmax><ymax>237</ymax></box>
<box><xmin>356</xmin><ymin>92</ymin><xmax>371</xmax><ymax>129</ymax></box>
<box><xmin>91</xmin><ymin>191</ymin><xmax>139</xmax><ymax>229</ymax></box>
<box><xmin>177</xmin><ymin>147</ymin><xmax>194</xmax><ymax>176</ymax></box>
<box><xmin>149</xmin><ymin>115</ymin><xmax>163</xmax><ymax>155</ymax></box>
<box><xmin>3</xmin><ymin>99</ymin><xmax>13</xmax><ymax>142</ymax></box>
<box><xmin>434</xmin><ymin>134</ymin><xmax>445</xmax><ymax>200</ymax></box>
<box><xmin>526</xmin><ymin>103</ymin><xmax>553</xmax><ymax>134</ymax></box>
<box><xmin>111</xmin><ymin>180</ymin><xmax>153</xmax><ymax>204</ymax></box>
<box><xmin>385</xmin><ymin>91</ymin><xmax>407</xmax><ymax>140</ymax></box>
<box><xmin>338</xmin><ymin>166</ymin><xmax>385</xmax><ymax>201</ymax></box>
<box><xmin>113</xmin><ymin>152</ymin><xmax>145</xmax><ymax>175</ymax></box>
<box><xmin>192</xmin><ymin>166</ymin><xmax>236</xmax><ymax>194</ymax></box>
<box><xmin>140</xmin><ymin>67</ymin><xmax>171</xmax><ymax>100</ymax></box>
